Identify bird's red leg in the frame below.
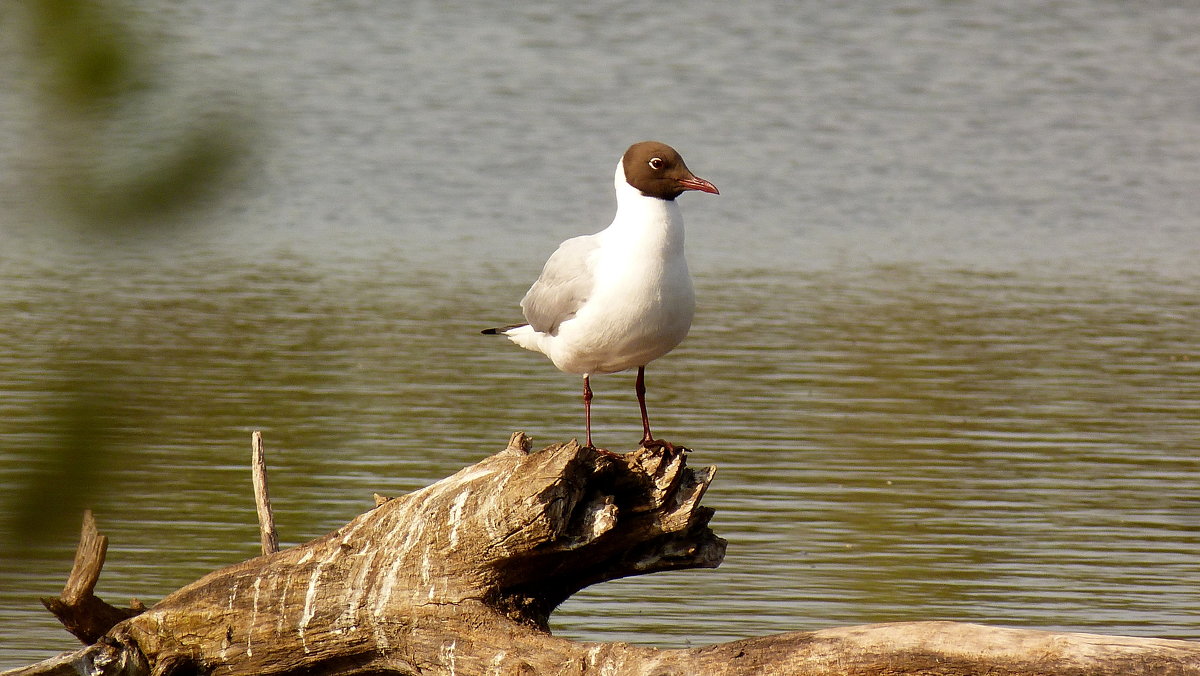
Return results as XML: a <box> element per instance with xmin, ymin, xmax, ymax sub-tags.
<box><xmin>583</xmin><ymin>374</ymin><xmax>593</xmax><ymax>448</ymax></box>
<box><xmin>636</xmin><ymin>366</ymin><xmax>654</xmax><ymax>446</ymax></box>
<box><xmin>636</xmin><ymin>367</ymin><xmax>678</xmax><ymax>451</ymax></box>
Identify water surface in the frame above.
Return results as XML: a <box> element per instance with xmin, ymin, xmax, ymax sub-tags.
<box><xmin>2</xmin><ymin>0</ymin><xmax>1198</xmax><ymax>668</ymax></box>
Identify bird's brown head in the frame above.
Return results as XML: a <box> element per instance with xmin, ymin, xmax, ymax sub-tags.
<box><xmin>621</xmin><ymin>141</ymin><xmax>719</xmax><ymax>201</ymax></box>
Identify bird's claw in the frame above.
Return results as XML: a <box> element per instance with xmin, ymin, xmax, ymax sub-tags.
<box><xmin>586</xmin><ymin>444</ymin><xmax>623</xmax><ymax>458</ymax></box>
<box><xmin>639</xmin><ymin>438</ymin><xmax>687</xmax><ymax>453</ymax></box>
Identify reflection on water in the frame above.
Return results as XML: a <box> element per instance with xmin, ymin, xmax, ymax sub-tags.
<box><xmin>1</xmin><ymin>248</ymin><xmax>1196</xmax><ymax>664</ymax></box>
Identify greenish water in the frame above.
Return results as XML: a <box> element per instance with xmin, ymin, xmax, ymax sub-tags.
<box><xmin>1</xmin><ymin>246</ymin><xmax>1196</xmax><ymax>665</ymax></box>
<box><xmin>3</xmin><ymin>0</ymin><xmax>1200</xmax><ymax>668</ymax></box>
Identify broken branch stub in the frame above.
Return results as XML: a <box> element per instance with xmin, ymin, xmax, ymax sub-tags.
<box><xmin>250</xmin><ymin>431</ymin><xmax>279</xmax><ymax>556</ymax></box>
<box><xmin>39</xmin><ymin>510</ymin><xmax>144</xmax><ymax>645</ymax></box>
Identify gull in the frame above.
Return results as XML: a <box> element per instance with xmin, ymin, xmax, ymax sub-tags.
<box><xmin>484</xmin><ymin>141</ymin><xmax>718</xmax><ymax>449</ymax></box>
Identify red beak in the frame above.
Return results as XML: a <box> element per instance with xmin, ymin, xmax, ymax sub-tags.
<box><xmin>678</xmin><ymin>176</ymin><xmax>719</xmax><ymax>195</ymax></box>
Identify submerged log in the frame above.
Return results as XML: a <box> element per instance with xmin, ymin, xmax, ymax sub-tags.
<box><xmin>7</xmin><ymin>433</ymin><xmax>1200</xmax><ymax>676</ymax></box>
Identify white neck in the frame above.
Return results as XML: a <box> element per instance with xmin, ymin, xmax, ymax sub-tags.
<box><xmin>606</xmin><ymin>161</ymin><xmax>686</xmax><ymax>253</ymax></box>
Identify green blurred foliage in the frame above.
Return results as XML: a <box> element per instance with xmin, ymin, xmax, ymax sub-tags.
<box><xmin>18</xmin><ymin>0</ymin><xmax>247</xmax><ymax>228</ymax></box>
<box><xmin>33</xmin><ymin>0</ymin><xmax>141</xmax><ymax>105</ymax></box>
<box><xmin>2</xmin><ymin>0</ymin><xmax>251</xmax><ymax>557</ymax></box>
<box><xmin>4</xmin><ymin>374</ymin><xmax>118</xmax><ymax>561</ymax></box>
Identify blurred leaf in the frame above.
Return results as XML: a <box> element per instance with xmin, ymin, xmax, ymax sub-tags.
<box><xmin>2</xmin><ymin>0</ymin><xmax>253</xmax><ymax>561</ymax></box>
<box><xmin>31</xmin><ymin>0</ymin><xmax>140</xmax><ymax>106</ymax></box>
<box><xmin>2</xmin><ymin>373</ymin><xmax>117</xmax><ymax>560</ymax></box>
<box><xmin>58</xmin><ymin>119</ymin><xmax>246</xmax><ymax>227</ymax></box>
<box><xmin>18</xmin><ymin>0</ymin><xmax>252</xmax><ymax>232</ymax></box>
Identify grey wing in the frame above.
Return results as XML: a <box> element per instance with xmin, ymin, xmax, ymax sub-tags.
<box><xmin>520</xmin><ymin>234</ymin><xmax>600</xmax><ymax>335</ymax></box>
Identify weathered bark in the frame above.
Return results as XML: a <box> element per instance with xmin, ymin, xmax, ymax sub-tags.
<box><xmin>8</xmin><ymin>433</ymin><xmax>1200</xmax><ymax>676</ymax></box>
<box><xmin>38</xmin><ymin>510</ymin><xmax>145</xmax><ymax>645</ymax></box>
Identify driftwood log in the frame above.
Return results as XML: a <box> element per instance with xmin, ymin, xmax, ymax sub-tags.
<box><xmin>7</xmin><ymin>432</ymin><xmax>1200</xmax><ymax>676</ymax></box>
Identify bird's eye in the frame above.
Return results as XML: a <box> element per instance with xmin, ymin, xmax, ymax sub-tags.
<box><xmin>648</xmin><ymin>157</ymin><xmax>665</xmax><ymax>170</ymax></box>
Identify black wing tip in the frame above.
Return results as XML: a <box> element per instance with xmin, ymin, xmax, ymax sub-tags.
<box><xmin>481</xmin><ymin>323</ymin><xmax>527</xmax><ymax>335</ymax></box>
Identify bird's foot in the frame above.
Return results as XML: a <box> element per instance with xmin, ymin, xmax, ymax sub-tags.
<box><xmin>584</xmin><ymin>443</ymin><xmax>624</xmax><ymax>458</ymax></box>
<box><xmin>639</xmin><ymin>437</ymin><xmax>689</xmax><ymax>453</ymax></box>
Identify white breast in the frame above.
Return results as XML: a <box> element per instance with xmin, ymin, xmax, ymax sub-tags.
<box><xmin>544</xmin><ymin>171</ymin><xmax>696</xmax><ymax>375</ymax></box>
